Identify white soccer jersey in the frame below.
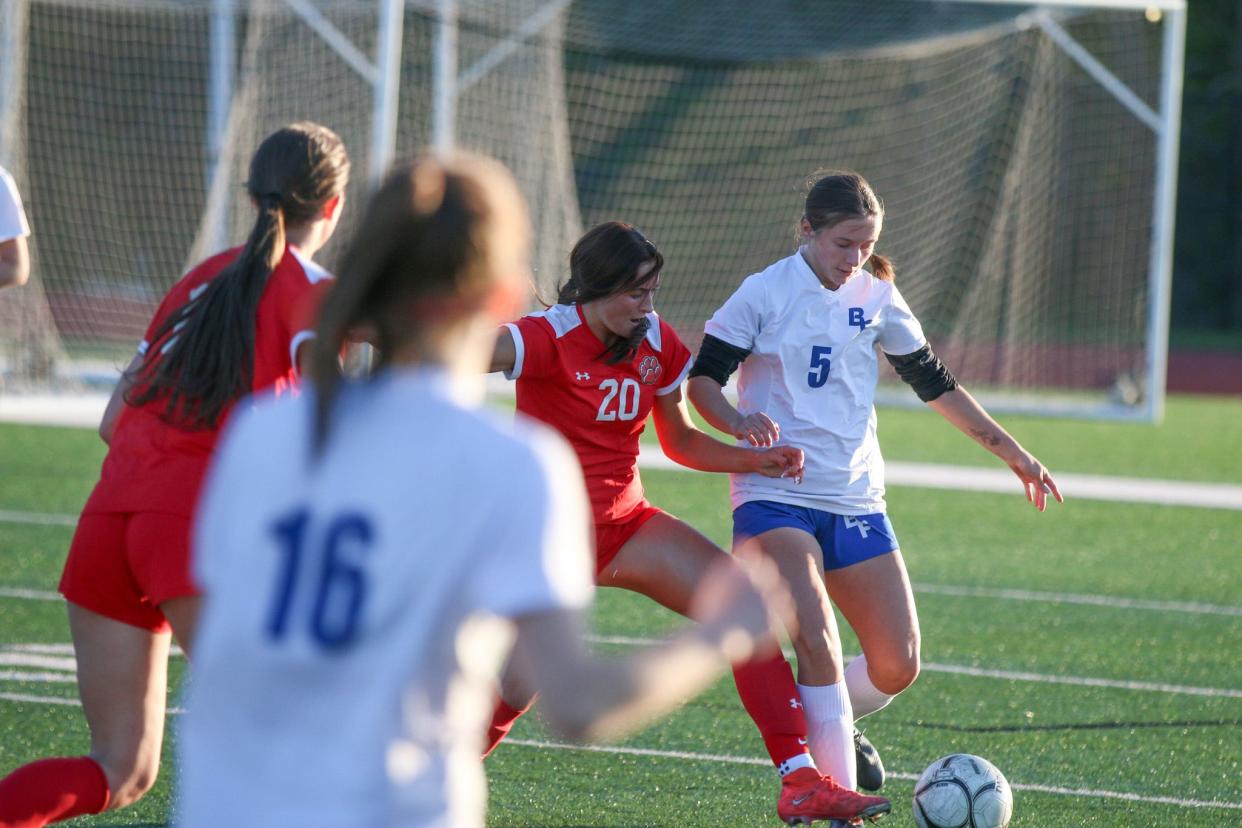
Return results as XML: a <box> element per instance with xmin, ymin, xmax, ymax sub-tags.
<box><xmin>704</xmin><ymin>252</ymin><xmax>926</xmax><ymax>515</ymax></box>
<box><xmin>0</xmin><ymin>166</ymin><xmax>30</xmax><ymax>243</ymax></box>
<box><xmin>176</xmin><ymin>369</ymin><xmax>593</xmax><ymax>828</ymax></box>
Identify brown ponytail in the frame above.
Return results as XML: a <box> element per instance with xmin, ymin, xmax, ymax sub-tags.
<box><xmin>126</xmin><ymin>122</ymin><xmax>349</xmax><ymax>429</ymax></box>
<box><xmin>311</xmin><ymin>153</ymin><xmax>524</xmax><ymax>454</ymax></box>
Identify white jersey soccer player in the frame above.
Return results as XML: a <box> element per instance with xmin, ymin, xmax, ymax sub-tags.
<box><xmin>703</xmin><ymin>251</ymin><xmax>926</xmax><ymax>515</ymax></box>
<box><xmin>0</xmin><ymin>165</ymin><xmax>30</xmax><ymax>243</ymax></box>
<box><xmin>688</xmin><ymin>171</ymin><xmax>1060</xmax><ymax>808</ymax></box>
<box><xmin>0</xmin><ymin>164</ymin><xmax>31</xmax><ymax>288</ymax></box>
<box><xmin>177</xmin><ymin>372</ymin><xmax>594</xmax><ymax>828</ymax></box>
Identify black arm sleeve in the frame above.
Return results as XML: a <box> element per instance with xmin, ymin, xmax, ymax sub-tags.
<box><xmin>688</xmin><ymin>333</ymin><xmax>752</xmax><ymax>387</ymax></box>
<box><xmin>885</xmin><ymin>344</ymin><xmax>958</xmax><ymax>402</ymax></box>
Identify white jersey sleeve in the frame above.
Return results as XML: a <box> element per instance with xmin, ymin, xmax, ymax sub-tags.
<box><xmin>875</xmin><ymin>283</ymin><xmax>927</xmax><ymax>357</ymax></box>
<box><xmin>192</xmin><ymin>400</ymin><xmax>263</xmax><ymax>594</ymax></box>
<box><xmin>0</xmin><ymin>166</ymin><xmax>30</xmax><ymax>243</ymax></box>
<box><xmin>703</xmin><ymin>273</ymin><xmax>767</xmax><ymax>351</ymax></box>
<box><xmin>468</xmin><ymin>424</ymin><xmax>593</xmax><ymax>618</ymax></box>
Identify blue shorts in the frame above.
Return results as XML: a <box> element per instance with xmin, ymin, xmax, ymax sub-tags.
<box><xmin>732</xmin><ymin>500</ymin><xmax>899</xmax><ymax>571</ymax></box>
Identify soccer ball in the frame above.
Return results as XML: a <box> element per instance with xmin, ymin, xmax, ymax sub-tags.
<box><xmin>912</xmin><ymin>753</ymin><xmax>1013</xmax><ymax>828</ymax></box>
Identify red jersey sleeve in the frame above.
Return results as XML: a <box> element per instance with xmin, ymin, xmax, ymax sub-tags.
<box><xmin>504</xmin><ymin>314</ymin><xmax>560</xmax><ymax>381</ymax></box>
<box><xmin>655</xmin><ymin>317</ymin><xmax>693</xmax><ymax>396</ymax></box>
<box><xmin>138</xmin><ymin>250</ymin><xmax>236</xmax><ymax>357</ymax></box>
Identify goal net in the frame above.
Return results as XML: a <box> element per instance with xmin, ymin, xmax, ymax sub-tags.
<box><xmin>0</xmin><ymin>0</ymin><xmax>1183</xmax><ymax>420</ymax></box>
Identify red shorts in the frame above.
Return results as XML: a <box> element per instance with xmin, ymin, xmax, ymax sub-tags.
<box><xmin>593</xmin><ymin>502</ymin><xmax>664</xmax><ymax>577</ymax></box>
<box><xmin>59</xmin><ymin>511</ymin><xmax>199</xmax><ymax>632</ymax></box>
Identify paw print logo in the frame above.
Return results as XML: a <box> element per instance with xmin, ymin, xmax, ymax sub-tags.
<box><xmin>637</xmin><ymin>356</ymin><xmax>662</xmax><ymax>385</ymax></box>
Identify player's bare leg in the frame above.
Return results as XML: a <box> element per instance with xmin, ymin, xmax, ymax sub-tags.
<box><xmin>159</xmin><ymin>594</ymin><xmax>201</xmax><ymax>658</ymax></box>
<box><xmin>597</xmin><ymin>512</ymin><xmax>725</xmax><ymax>614</ymax></box>
<box><xmin>738</xmin><ymin>528</ymin><xmax>844</xmax><ymax>684</ymax></box>
<box><xmin>824</xmin><ymin>551</ymin><xmax>920</xmax><ymax>697</ymax></box>
<box><xmin>825</xmin><ymin>550</ymin><xmax>920</xmax><ymax>791</ymax></box>
<box><xmin>68</xmin><ymin>603</ymin><xmax>171</xmax><ymax>811</ymax></box>
<box><xmin>605</xmin><ymin>517</ymin><xmax>889</xmax><ymax>823</ymax></box>
<box><xmin>742</xmin><ymin>527</ymin><xmax>858</xmax><ymax>781</ymax></box>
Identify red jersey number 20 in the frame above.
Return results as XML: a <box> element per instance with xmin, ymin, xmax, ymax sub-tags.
<box><xmin>595</xmin><ymin>378</ymin><xmax>640</xmax><ymax>422</ymax></box>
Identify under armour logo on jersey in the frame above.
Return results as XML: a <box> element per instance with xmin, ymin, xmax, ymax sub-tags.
<box><xmin>797</xmin><ymin>737</ymin><xmax>808</xmax><ymax>745</ymax></box>
<box><xmin>849</xmin><ymin>307</ymin><xmax>871</xmax><ymax>331</ymax></box>
<box><xmin>637</xmin><ymin>355</ymin><xmax>663</xmax><ymax>385</ymax></box>
<box><xmin>843</xmin><ymin>515</ymin><xmax>871</xmax><ymax>538</ymax></box>
<box><xmin>575</xmin><ymin>371</ymin><xmax>591</xmax><ymax>381</ymax></box>
<box><xmin>789</xmin><ymin>697</ymin><xmax>803</xmax><ymax>710</ymax></box>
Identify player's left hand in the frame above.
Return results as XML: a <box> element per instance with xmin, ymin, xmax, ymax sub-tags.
<box><xmin>753</xmin><ymin>445</ymin><xmax>805</xmax><ymax>484</ymax></box>
<box><xmin>1007</xmin><ymin>451</ymin><xmax>1063</xmax><ymax>512</ymax></box>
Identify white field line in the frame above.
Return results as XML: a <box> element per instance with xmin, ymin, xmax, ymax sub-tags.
<box><xmin>0</xmin><ymin>686</ymin><xmax>1234</xmax><ymax>814</ymax></box>
<box><xmin>1</xmin><ymin>455</ymin><xmax>1240</xmax><ymax>517</ymax></box>
<box><xmin>0</xmin><ymin>670</ymin><xmax>75</xmax><ymax>683</ymax></box>
<box><xmin>3</xmin><ymin>632</ymin><xmax>1238</xmax><ymax>701</ymax></box>
<box><xmin>909</xmin><ymin>582</ymin><xmax>1242</xmax><ymax>618</ymax></box>
<box><xmin>503</xmin><ymin>739</ymin><xmax>1242</xmax><ymax>812</ymax></box>
<box><xmin>0</xmin><ymin>509</ymin><xmax>78</xmax><ymax>527</ymax></box>
<box><xmin>0</xmin><ymin>652</ymin><xmax>77</xmax><ymax>670</ymax></box>
<box><xmin>635</xmin><ymin>446</ymin><xmax>1242</xmax><ymax>510</ymax></box>
<box><xmin>0</xmin><ymin>587</ymin><xmax>62</xmax><ymax>601</ymax></box>
<box><xmin>5</xmin><ymin>580</ymin><xmax>1242</xmax><ymax>620</ymax></box>
<box><xmin>584</xmin><ymin>636</ymin><xmax>1242</xmax><ymax>699</ymax></box>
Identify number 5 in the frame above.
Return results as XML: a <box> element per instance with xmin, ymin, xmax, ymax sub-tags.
<box><xmin>807</xmin><ymin>345</ymin><xmax>832</xmax><ymax>388</ymax></box>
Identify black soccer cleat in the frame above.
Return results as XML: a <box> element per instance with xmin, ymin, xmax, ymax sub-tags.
<box><xmin>854</xmin><ymin>728</ymin><xmax>886</xmax><ymax>792</ymax></box>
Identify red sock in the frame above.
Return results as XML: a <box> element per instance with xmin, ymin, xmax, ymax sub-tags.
<box><xmin>732</xmin><ymin>651</ymin><xmax>812</xmax><ymax>768</ymax></box>
<box><xmin>482</xmin><ymin>697</ymin><xmax>535</xmax><ymax>758</ymax></box>
<box><xmin>0</xmin><ymin>756</ymin><xmax>110</xmax><ymax>828</ymax></box>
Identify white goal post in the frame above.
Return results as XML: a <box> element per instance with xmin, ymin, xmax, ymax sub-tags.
<box><xmin>0</xmin><ymin>0</ymin><xmax>1186</xmax><ymax>424</ymax></box>
<box><xmin>920</xmin><ymin>1</ymin><xmax>1185</xmax><ymax>422</ymax></box>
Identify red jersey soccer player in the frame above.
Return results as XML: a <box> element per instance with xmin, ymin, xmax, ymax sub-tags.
<box><xmin>487</xmin><ymin>221</ymin><xmax>891</xmax><ymax>825</ymax></box>
<box><xmin>0</xmin><ymin>123</ymin><xmax>349</xmax><ymax>828</ymax></box>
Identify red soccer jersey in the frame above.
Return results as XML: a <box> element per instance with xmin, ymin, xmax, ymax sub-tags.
<box><xmin>506</xmin><ymin>304</ymin><xmax>692</xmax><ymax>524</ymax></box>
<box><xmin>85</xmin><ymin>245</ymin><xmax>334</xmax><ymax>517</ymax></box>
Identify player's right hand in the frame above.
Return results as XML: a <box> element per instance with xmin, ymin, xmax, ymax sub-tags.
<box><xmin>753</xmin><ymin>445</ymin><xmax>805</xmax><ymax>483</ymax></box>
<box><xmin>732</xmin><ymin>410</ymin><xmax>780</xmax><ymax>447</ymax></box>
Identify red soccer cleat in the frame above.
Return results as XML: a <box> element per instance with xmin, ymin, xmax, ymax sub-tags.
<box><xmin>777</xmin><ymin>767</ymin><xmax>891</xmax><ymax>825</ymax></box>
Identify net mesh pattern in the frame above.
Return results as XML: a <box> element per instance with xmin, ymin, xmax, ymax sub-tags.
<box><xmin>0</xmin><ymin>0</ymin><xmax>1166</xmax><ymax>409</ymax></box>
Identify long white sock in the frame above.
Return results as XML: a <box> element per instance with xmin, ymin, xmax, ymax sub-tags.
<box><xmin>796</xmin><ymin>681</ymin><xmax>856</xmax><ymax>789</ymax></box>
<box><xmin>844</xmin><ymin>654</ymin><xmax>896</xmax><ymax>720</ymax></box>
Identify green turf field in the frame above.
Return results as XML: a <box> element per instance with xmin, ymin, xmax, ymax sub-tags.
<box><xmin>1</xmin><ymin>396</ymin><xmax>1240</xmax><ymax>826</ymax></box>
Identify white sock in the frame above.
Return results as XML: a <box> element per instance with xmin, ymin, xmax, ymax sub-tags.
<box><xmin>777</xmin><ymin>752</ymin><xmax>816</xmax><ymax>777</ymax></box>
<box><xmin>796</xmin><ymin>681</ymin><xmax>856</xmax><ymax>789</ymax></box>
<box><xmin>844</xmin><ymin>654</ymin><xmax>896</xmax><ymax>720</ymax></box>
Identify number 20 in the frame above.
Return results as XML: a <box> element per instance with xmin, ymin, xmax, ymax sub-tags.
<box><xmin>596</xmin><ymin>378</ymin><xmax>640</xmax><ymax>421</ymax></box>
<box><xmin>807</xmin><ymin>345</ymin><xmax>833</xmax><ymax>388</ymax></box>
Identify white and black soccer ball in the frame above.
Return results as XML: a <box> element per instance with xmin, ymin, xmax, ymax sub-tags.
<box><xmin>912</xmin><ymin>753</ymin><xmax>1013</xmax><ymax>828</ymax></box>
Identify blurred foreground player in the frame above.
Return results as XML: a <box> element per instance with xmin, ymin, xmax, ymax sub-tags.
<box><xmin>175</xmin><ymin>154</ymin><xmax>795</xmax><ymax>828</ymax></box>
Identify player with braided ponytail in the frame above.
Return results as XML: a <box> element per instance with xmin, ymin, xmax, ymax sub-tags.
<box><xmin>0</xmin><ymin>122</ymin><xmax>349</xmax><ymax>828</ymax></box>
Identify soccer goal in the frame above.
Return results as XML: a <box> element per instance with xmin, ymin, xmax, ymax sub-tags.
<box><xmin>0</xmin><ymin>0</ymin><xmax>1185</xmax><ymax>422</ymax></box>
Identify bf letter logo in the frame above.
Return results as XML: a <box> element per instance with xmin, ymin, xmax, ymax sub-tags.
<box><xmin>848</xmin><ymin>307</ymin><xmax>870</xmax><ymax>331</ymax></box>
